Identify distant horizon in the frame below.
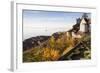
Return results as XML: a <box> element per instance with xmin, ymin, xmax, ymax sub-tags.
<box><xmin>23</xmin><ymin>10</ymin><xmax>90</xmax><ymax>40</ymax></box>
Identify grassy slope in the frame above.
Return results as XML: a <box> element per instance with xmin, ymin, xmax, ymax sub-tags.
<box><xmin>59</xmin><ymin>34</ymin><xmax>91</xmax><ymax>60</ymax></box>
<box><xmin>23</xmin><ymin>32</ymin><xmax>91</xmax><ymax>62</ymax></box>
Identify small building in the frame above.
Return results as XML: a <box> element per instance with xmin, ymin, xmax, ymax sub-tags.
<box><xmin>72</xmin><ymin>13</ymin><xmax>91</xmax><ymax>38</ymax></box>
<box><xmin>79</xmin><ymin>13</ymin><xmax>91</xmax><ymax>33</ymax></box>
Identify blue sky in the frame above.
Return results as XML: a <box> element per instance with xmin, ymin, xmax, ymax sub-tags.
<box><xmin>23</xmin><ymin>10</ymin><xmax>90</xmax><ymax>25</ymax></box>
<box><xmin>23</xmin><ymin>10</ymin><xmax>90</xmax><ymax>40</ymax></box>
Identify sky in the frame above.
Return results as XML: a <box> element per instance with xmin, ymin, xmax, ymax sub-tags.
<box><xmin>23</xmin><ymin>10</ymin><xmax>90</xmax><ymax>40</ymax></box>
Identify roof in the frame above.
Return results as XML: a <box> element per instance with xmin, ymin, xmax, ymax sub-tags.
<box><xmin>80</xmin><ymin>18</ymin><xmax>91</xmax><ymax>25</ymax></box>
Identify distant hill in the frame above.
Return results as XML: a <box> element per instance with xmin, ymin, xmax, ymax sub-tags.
<box><xmin>23</xmin><ymin>36</ymin><xmax>50</xmax><ymax>51</ymax></box>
